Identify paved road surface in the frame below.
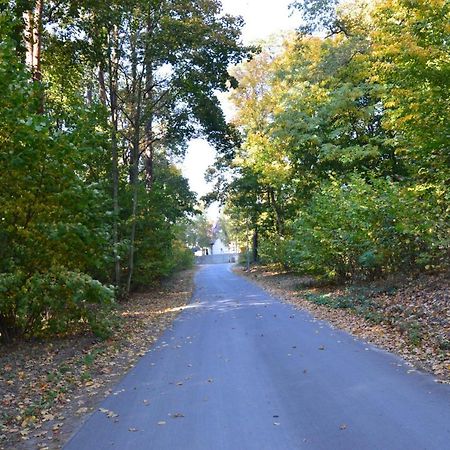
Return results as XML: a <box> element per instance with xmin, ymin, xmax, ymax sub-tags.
<box><xmin>65</xmin><ymin>264</ymin><xmax>450</xmax><ymax>450</ymax></box>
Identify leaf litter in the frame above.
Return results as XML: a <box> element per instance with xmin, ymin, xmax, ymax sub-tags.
<box><xmin>237</xmin><ymin>266</ymin><xmax>450</xmax><ymax>383</ymax></box>
<box><xmin>0</xmin><ymin>269</ymin><xmax>195</xmax><ymax>450</ymax></box>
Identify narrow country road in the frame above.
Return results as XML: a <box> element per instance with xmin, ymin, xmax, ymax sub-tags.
<box><xmin>65</xmin><ymin>264</ymin><xmax>450</xmax><ymax>450</ymax></box>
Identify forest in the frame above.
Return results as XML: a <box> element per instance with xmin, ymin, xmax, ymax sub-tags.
<box><xmin>220</xmin><ymin>0</ymin><xmax>449</xmax><ymax>282</ymax></box>
<box><xmin>0</xmin><ymin>0</ymin><xmax>448</xmax><ymax>344</ymax></box>
<box><xmin>0</xmin><ymin>0</ymin><xmax>250</xmax><ymax>341</ymax></box>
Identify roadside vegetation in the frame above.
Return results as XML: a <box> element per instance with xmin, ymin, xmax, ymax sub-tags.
<box><xmin>216</xmin><ymin>0</ymin><xmax>449</xmax><ymax>381</ymax></box>
<box><xmin>0</xmin><ymin>0</ymin><xmax>250</xmax><ymax>343</ymax></box>
<box><xmin>214</xmin><ymin>0</ymin><xmax>449</xmax><ymax>282</ymax></box>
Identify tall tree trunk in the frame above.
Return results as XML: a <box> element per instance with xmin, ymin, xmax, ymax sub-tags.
<box><xmin>23</xmin><ymin>0</ymin><xmax>44</xmax><ymax>112</ymax></box>
<box><xmin>144</xmin><ymin>10</ymin><xmax>155</xmax><ymax>188</ymax></box>
<box><xmin>126</xmin><ymin>29</ymin><xmax>142</xmax><ymax>295</ymax></box>
<box><xmin>269</xmin><ymin>188</ymin><xmax>284</xmax><ymax>236</ymax></box>
<box><xmin>32</xmin><ymin>0</ymin><xmax>43</xmax><ymax>83</ymax></box>
<box><xmin>108</xmin><ymin>27</ymin><xmax>121</xmax><ymax>289</ymax></box>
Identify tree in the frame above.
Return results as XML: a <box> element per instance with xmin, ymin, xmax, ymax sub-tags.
<box><xmin>222</xmin><ymin>0</ymin><xmax>449</xmax><ymax>279</ymax></box>
<box><xmin>0</xmin><ymin>11</ymin><xmax>114</xmax><ymax>339</ymax></box>
<box><xmin>0</xmin><ymin>0</ymin><xmax>250</xmax><ymax>340</ymax></box>
<box><xmin>371</xmin><ymin>0</ymin><xmax>450</xmax><ymax>182</ymax></box>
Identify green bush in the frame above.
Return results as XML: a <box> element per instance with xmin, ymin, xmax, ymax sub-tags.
<box><xmin>258</xmin><ymin>235</ymin><xmax>297</xmax><ymax>268</ymax></box>
<box><xmin>172</xmin><ymin>241</ymin><xmax>195</xmax><ymax>271</ymax></box>
<box><xmin>0</xmin><ymin>269</ymin><xmax>114</xmax><ymax>341</ymax></box>
<box><xmin>285</xmin><ymin>175</ymin><xmax>448</xmax><ymax>280</ymax></box>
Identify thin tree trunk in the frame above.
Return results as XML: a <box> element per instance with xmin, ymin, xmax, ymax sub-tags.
<box><xmin>23</xmin><ymin>0</ymin><xmax>44</xmax><ymax>112</ymax></box>
<box><xmin>32</xmin><ymin>0</ymin><xmax>43</xmax><ymax>83</ymax></box>
<box><xmin>23</xmin><ymin>10</ymin><xmax>34</xmax><ymax>73</ymax></box>
<box><xmin>144</xmin><ymin>10</ymin><xmax>155</xmax><ymax>188</ymax></box>
<box><xmin>252</xmin><ymin>225</ymin><xmax>259</xmax><ymax>263</ymax></box>
<box><xmin>126</xmin><ymin>154</ymin><xmax>139</xmax><ymax>295</ymax></box>
<box><xmin>126</xmin><ymin>29</ymin><xmax>143</xmax><ymax>295</ymax></box>
<box><xmin>108</xmin><ymin>27</ymin><xmax>121</xmax><ymax>289</ymax></box>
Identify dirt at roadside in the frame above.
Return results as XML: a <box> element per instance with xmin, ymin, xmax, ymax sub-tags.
<box><xmin>236</xmin><ymin>265</ymin><xmax>450</xmax><ymax>383</ymax></box>
<box><xmin>0</xmin><ymin>269</ymin><xmax>196</xmax><ymax>450</ymax></box>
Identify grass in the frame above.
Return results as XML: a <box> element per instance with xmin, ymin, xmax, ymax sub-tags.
<box><xmin>303</xmin><ymin>288</ymin><xmax>426</xmax><ymax>345</ymax></box>
<box><xmin>80</xmin><ymin>371</ymin><xmax>92</xmax><ymax>382</ymax></box>
<box><xmin>304</xmin><ymin>291</ymin><xmax>384</xmax><ymax>325</ymax></box>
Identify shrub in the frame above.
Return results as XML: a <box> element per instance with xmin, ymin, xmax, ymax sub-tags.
<box><xmin>0</xmin><ymin>268</ymin><xmax>114</xmax><ymax>342</ymax></box>
<box><xmin>286</xmin><ymin>175</ymin><xmax>448</xmax><ymax>280</ymax></box>
<box><xmin>172</xmin><ymin>241</ymin><xmax>195</xmax><ymax>271</ymax></box>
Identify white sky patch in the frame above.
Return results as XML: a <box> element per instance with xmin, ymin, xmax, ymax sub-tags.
<box><xmin>181</xmin><ymin>139</ymin><xmax>216</xmax><ymax>198</ymax></box>
<box><xmin>221</xmin><ymin>0</ymin><xmax>301</xmax><ymax>44</ymax></box>
<box><xmin>181</xmin><ymin>0</ymin><xmax>301</xmax><ymax>220</ymax></box>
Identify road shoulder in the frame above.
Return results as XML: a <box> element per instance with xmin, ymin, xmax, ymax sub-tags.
<box><xmin>0</xmin><ymin>269</ymin><xmax>196</xmax><ymax>450</ymax></box>
<box><xmin>234</xmin><ymin>265</ymin><xmax>450</xmax><ymax>384</ymax></box>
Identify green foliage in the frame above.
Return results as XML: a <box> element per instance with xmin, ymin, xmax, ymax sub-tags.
<box><xmin>224</xmin><ymin>1</ymin><xmax>449</xmax><ymax>281</ymax></box>
<box><xmin>0</xmin><ymin>21</ymin><xmax>114</xmax><ymax>340</ymax></box>
<box><xmin>283</xmin><ymin>176</ymin><xmax>448</xmax><ymax>280</ymax></box>
<box><xmin>0</xmin><ymin>269</ymin><xmax>114</xmax><ymax>340</ymax></box>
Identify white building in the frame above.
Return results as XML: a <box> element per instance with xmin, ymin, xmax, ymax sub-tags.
<box><xmin>211</xmin><ymin>237</ymin><xmax>238</xmax><ymax>255</ymax></box>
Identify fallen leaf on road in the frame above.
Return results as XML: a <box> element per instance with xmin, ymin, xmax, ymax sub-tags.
<box><xmin>99</xmin><ymin>408</ymin><xmax>119</xmax><ymax>418</ymax></box>
<box><xmin>52</xmin><ymin>423</ymin><xmax>63</xmax><ymax>431</ymax></box>
<box><xmin>238</xmin><ymin>267</ymin><xmax>450</xmax><ymax>385</ymax></box>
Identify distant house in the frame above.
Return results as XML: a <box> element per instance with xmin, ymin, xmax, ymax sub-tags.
<box><xmin>211</xmin><ymin>237</ymin><xmax>238</xmax><ymax>255</ymax></box>
<box><xmin>211</xmin><ymin>237</ymin><xmax>226</xmax><ymax>255</ymax></box>
<box><xmin>193</xmin><ymin>221</ymin><xmax>238</xmax><ymax>258</ymax></box>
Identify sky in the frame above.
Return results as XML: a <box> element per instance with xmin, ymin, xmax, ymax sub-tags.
<box><xmin>181</xmin><ymin>0</ymin><xmax>301</xmax><ymax>219</ymax></box>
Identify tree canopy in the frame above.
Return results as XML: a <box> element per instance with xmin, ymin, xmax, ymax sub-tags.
<box><xmin>0</xmin><ymin>0</ymin><xmax>250</xmax><ymax>341</ymax></box>
<box><xmin>219</xmin><ymin>0</ymin><xmax>449</xmax><ymax>281</ymax></box>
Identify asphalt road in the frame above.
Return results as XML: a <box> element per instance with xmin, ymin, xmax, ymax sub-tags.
<box><xmin>65</xmin><ymin>264</ymin><xmax>450</xmax><ymax>450</ymax></box>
